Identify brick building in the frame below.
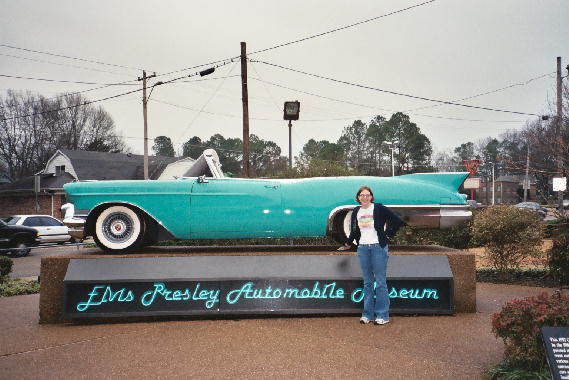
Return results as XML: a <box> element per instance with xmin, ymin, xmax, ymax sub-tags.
<box><xmin>475</xmin><ymin>174</ymin><xmax>537</xmax><ymax>205</ymax></box>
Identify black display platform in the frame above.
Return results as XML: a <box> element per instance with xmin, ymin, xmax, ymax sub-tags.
<box><xmin>541</xmin><ymin>326</ymin><xmax>569</xmax><ymax>380</ymax></box>
<box><xmin>63</xmin><ymin>254</ymin><xmax>454</xmax><ymax>319</ymax></box>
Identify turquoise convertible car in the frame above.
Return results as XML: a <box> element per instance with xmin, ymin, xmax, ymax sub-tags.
<box><xmin>62</xmin><ymin>150</ymin><xmax>471</xmax><ymax>252</ymax></box>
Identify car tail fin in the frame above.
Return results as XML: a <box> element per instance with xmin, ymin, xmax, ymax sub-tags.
<box><xmin>397</xmin><ymin>172</ymin><xmax>470</xmax><ymax>191</ymax></box>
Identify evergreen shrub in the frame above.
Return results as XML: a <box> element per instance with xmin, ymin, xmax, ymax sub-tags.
<box><xmin>471</xmin><ymin>205</ymin><xmax>543</xmax><ymax>271</ymax></box>
<box><xmin>547</xmin><ymin>235</ymin><xmax>569</xmax><ymax>287</ymax></box>
<box><xmin>0</xmin><ymin>256</ymin><xmax>13</xmax><ymax>282</ymax></box>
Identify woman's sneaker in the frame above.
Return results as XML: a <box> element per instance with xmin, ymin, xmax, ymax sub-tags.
<box><xmin>359</xmin><ymin>316</ymin><xmax>370</xmax><ymax>324</ymax></box>
<box><xmin>374</xmin><ymin>318</ymin><xmax>390</xmax><ymax>325</ymax></box>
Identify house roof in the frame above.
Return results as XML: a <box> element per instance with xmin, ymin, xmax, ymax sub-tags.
<box><xmin>0</xmin><ymin>172</ymin><xmax>75</xmax><ymax>193</ymax></box>
<box><xmin>57</xmin><ymin>149</ymin><xmax>178</xmax><ymax>180</ymax></box>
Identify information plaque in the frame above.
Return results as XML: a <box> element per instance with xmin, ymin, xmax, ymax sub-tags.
<box><xmin>63</xmin><ymin>254</ymin><xmax>454</xmax><ymax>319</ymax></box>
<box><xmin>542</xmin><ymin>326</ymin><xmax>569</xmax><ymax>380</ymax></box>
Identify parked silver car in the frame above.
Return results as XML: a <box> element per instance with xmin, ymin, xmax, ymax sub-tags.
<box><xmin>4</xmin><ymin>215</ymin><xmax>73</xmax><ymax>244</ymax></box>
<box><xmin>514</xmin><ymin>202</ymin><xmax>547</xmax><ymax>217</ymax></box>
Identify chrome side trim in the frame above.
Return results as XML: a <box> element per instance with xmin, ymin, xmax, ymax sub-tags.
<box><xmin>327</xmin><ymin>204</ymin><xmax>472</xmax><ymax>231</ymax></box>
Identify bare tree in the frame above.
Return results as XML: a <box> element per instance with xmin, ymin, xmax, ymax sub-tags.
<box><xmin>0</xmin><ymin>90</ymin><xmax>125</xmax><ymax>180</ymax></box>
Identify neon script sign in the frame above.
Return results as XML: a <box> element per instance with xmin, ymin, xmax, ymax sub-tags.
<box><xmin>75</xmin><ymin>281</ymin><xmax>440</xmax><ymax>313</ymax></box>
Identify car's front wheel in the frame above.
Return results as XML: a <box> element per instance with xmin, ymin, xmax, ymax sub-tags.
<box><xmin>10</xmin><ymin>239</ymin><xmax>31</xmax><ymax>257</ymax></box>
<box><xmin>94</xmin><ymin>205</ymin><xmax>145</xmax><ymax>252</ymax></box>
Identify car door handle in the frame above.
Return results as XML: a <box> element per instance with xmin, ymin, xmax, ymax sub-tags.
<box><xmin>264</xmin><ymin>185</ymin><xmax>279</xmax><ymax>189</ymax></box>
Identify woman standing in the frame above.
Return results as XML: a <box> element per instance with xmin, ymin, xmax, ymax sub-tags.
<box><xmin>344</xmin><ymin>186</ymin><xmax>405</xmax><ymax>325</ymax></box>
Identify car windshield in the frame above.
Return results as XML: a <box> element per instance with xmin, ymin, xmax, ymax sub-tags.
<box><xmin>4</xmin><ymin>216</ymin><xmax>20</xmax><ymax>225</ymax></box>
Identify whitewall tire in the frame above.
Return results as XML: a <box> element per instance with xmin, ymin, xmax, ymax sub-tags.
<box><xmin>332</xmin><ymin>210</ymin><xmax>353</xmax><ymax>243</ymax></box>
<box><xmin>94</xmin><ymin>205</ymin><xmax>145</xmax><ymax>252</ymax></box>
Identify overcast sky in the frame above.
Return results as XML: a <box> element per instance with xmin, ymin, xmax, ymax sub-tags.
<box><xmin>1</xmin><ymin>0</ymin><xmax>568</xmax><ymax>160</ymax></box>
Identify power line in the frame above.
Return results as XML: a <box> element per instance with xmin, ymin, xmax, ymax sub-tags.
<box><xmin>151</xmin><ymin>88</ymin><xmax>525</xmax><ymax>125</ymax></box>
<box><xmin>0</xmin><ymin>87</ymin><xmax>142</xmax><ymax>122</ymax></box>
<box><xmin>150</xmin><ymin>98</ymin><xmax>240</xmax><ymax>119</ymax></box>
<box><xmin>175</xmin><ymin>62</ymin><xmax>238</xmax><ymax>144</ymax></box>
<box><xmin>248</xmin><ymin>0</ymin><xmax>437</xmax><ymax>56</ymax></box>
<box><xmin>405</xmin><ymin>71</ymin><xmax>556</xmax><ymax>113</ymax></box>
<box><xmin>0</xmin><ymin>52</ymin><xmax>135</xmax><ymax>77</ymax></box>
<box><xmin>0</xmin><ymin>74</ymin><xmax>139</xmax><ymax>86</ymax></box>
<box><xmin>159</xmin><ymin>1</ymin><xmax>435</xmax><ymax>79</ymax></box>
<box><xmin>249</xmin><ymin>76</ymin><xmax>525</xmax><ymax>123</ymax></box>
<box><xmin>251</xmin><ymin>59</ymin><xmax>542</xmax><ymax>117</ymax></box>
<box><xmin>179</xmin><ymin>74</ymin><xmax>241</xmax><ymax>83</ymax></box>
<box><xmin>0</xmin><ymin>43</ymin><xmax>142</xmax><ymax>71</ymax></box>
<box><xmin>0</xmin><ymin>61</ymin><xmax>235</xmax><ymax>122</ymax></box>
<box><xmin>159</xmin><ymin>58</ymin><xmax>238</xmax><ymax>77</ymax></box>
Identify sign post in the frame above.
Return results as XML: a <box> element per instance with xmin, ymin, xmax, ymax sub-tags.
<box><xmin>283</xmin><ymin>101</ymin><xmax>300</xmax><ymax>169</ymax></box>
<box><xmin>553</xmin><ymin>177</ymin><xmax>567</xmax><ymax>214</ymax></box>
<box><xmin>462</xmin><ymin>160</ymin><xmax>481</xmax><ymax>200</ymax></box>
<box><xmin>541</xmin><ymin>326</ymin><xmax>569</xmax><ymax>380</ymax></box>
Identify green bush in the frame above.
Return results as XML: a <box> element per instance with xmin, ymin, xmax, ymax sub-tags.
<box><xmin>547</xmin><ymin>236</ymin><xmax>569</xmax><ymax>287</ymax></box>
<box><xmin>544</xmin><ymin>218</ymin><xmax>569</xmax><ymax>287</ymax></box>
<box><xmin>484</xmin><ymin>361</ymin><xmax>552</xmax><ymax>380</ymax></box>
<box><xmin>491</xmin><ymin>292</ymin><xmax>569</xmax><ymax>372</ymax></box>
<box><xmin>471</xmin><ymin>205</ymin><xmax>543</xmax><ymax>271</ymax></box>
<box><xmin>0</xmin><ymin>278</ymin><xmax>40</xmax><ymax>297</ymax></box>
<box><xmin>0</xmin><ymin>256</ymin><xmax>13</xmax><ymax>282</ymax></box>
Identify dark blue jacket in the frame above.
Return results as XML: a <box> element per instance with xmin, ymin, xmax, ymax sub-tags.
<box><xmin>346</xmin><ymin>203</ymin><xmax>405</xmax><ymax>248</ymax></box>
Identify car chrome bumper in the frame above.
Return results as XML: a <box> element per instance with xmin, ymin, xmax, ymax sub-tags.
<box><xmin>389</xmin><ymin>205</ymin><xmax>472</xmax><ymax>228</ymax></box>
<box><xmin>62</xmin><ymin>203</ymin><xmax>87</xmax><ymax>239</ymax></box>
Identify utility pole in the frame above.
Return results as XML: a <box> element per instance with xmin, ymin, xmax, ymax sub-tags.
<box><xmin>138</xmin><ymin>70</ymin><xmax>156</xmax><ymax>180</ymax></box>
<box><xmin>556</xmin><ymin>57</ymin><xmax>564</xmax><ymax>213</ymax></box>
<box><xmin>492</xmin><ymin>162</ymin><xmax>496</xmax><ymax>206</ymax></box>
<box><xmin>524</xmin><ymin>135</ymin><xmax>530</xmax><ymax>202</ymax></box>
<box><xmin>241</xmin><ymin>42</ymin><xmax>250</xmax><ymax>177</ymax></box>
<box><xmin>288</xmin><ymin>120</ymin><xmax>292</xmax><ymax>168</ymax></box>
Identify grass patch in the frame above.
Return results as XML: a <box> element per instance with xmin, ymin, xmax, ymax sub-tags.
<box><xmin>0</xmin><ymin>278</ymin><xmax>40</xmax><ymax>297</ymax></box>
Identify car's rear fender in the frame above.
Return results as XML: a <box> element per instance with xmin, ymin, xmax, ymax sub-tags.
<box><xmin>326</xmin><ymin>204</ymin><xmax>472</xmax><ymax>236</ymax></box>
<box><xmin>327</xmin><ymin>206</ymin><xmax>356</xmax><ymax>236</ymax></box>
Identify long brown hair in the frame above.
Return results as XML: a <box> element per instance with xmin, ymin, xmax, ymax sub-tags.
<box><xmin>355</xmin><ymin>186</ymin><xmax>374</xmax><ymax>204</ymax></box>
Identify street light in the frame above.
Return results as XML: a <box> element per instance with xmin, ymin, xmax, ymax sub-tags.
<box><xmin>383</xmin><ymin>141</ymin><xmax>398</xmax><ymax>176</ymax></box>
<box><xmin>283</xmin><ymin>101</ymin><xmax>300</xmax><ymax>168</ymax></box>
<box><xmin>140</xmin><ymin>68</ymin><xmax>214</xmax><ymax>180</ymax></box>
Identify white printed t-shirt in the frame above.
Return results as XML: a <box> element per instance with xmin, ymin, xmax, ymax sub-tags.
<box><xmin>357</xmin><ymin>204</ymin><xmax>379</xmax><ymax>244</ymax></box>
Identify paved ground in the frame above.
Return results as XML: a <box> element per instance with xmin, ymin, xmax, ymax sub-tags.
<box><xmin>0</xmin><ymin>282</ymin><xmax>555</xmax><ymax>379</ymax></box>
<box><xmin>8</xmin><ymin>243</ymin><xmax>99</xmax><ymax>279</ymax></box>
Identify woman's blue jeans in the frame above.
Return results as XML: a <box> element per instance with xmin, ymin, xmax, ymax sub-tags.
<box><xmin>357</xmin><ymin>243</ymin><xmax>390</xmax><ymax>320</ymax></box>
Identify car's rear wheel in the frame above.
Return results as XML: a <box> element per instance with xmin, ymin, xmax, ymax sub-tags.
<box><xmin>10</xmin><ymin>239</ymin><xmax>31</xmax><ymax>257</ymax></box>
<box><xmin>332</xmin><ymin>210</ymin><xmax>352</xmax><ymax>243</ymax></box>
<box><xmin>94</xmin><ymin>205</ymin><xmax>145</xmax><ymax>252</ymax></box>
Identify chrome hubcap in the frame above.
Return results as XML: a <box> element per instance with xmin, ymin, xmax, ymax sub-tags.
<box><xmin>102</xmin><ymin>213</ymin><xmax>133</xmax><ymax>243</ymax></box>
